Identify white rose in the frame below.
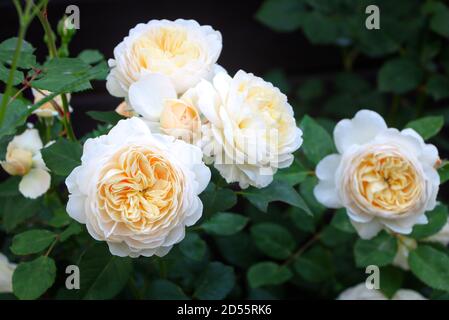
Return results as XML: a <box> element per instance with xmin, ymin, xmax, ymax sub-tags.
<box><xmin>338</xmin><ymin>283</ymin><xmax>426</xmax><ymax>300</ymax></box>
<box><xmin>65</xmin><ymin>117</ymin><xmax>210</xmax><ymax>258</ymax></box>
<box><xmin>0</xmin><ymin>253</ymin><xmax>16</xmax><ymax>293</ymax></box>
<box><xmin>192</xmin><ymin>70</ymin><xmax>302</xmax><ymax>189</ymax></box>
<box><xmin>106</xmin><ymin>19</ymin><xmax>222</xmax><ymax>96</ymax></box>
<box><xmin>314</xmin><ymin>110</ymin><xmax>440</xmax><ymax>239</ymax></box>
<box><xmin>32</xmin><ymin>89</ymin><xmax>71</xmax><ymax>118</ymax></box>
<box><xmin>0</xmin><ymin>129</ymin><xmax>51</xmax><ymax>199</ymax></box>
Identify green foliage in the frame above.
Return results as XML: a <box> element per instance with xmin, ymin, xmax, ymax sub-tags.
<box><xmin>354</xmin><ymin>232</ymin><xmax>397</xmax><ymax>267</ymax></box>
<box><xmin>179</xmin><ymin>233</ymin><xmax>206</xmax><ymax>261</ymax></box>
<box><xmin>193</xmin><ymin>262</ymin><xmax>235</xmax><ymax>300</ymax></box>
<box><xmin>41</xmin><ymin>138</ymin><xmax>82</xmax><ymax>176</ymax></box>
<box><xmin>410</xmin><ymin>205</ymin><xmax>448</xmax><ymax>240</ymax></box>
<box><xmin>13</xmin><ymin>256</ymin><xmax>56</xmax><ymax>300</ymax></box>
<box><xmin>378</xmin><ymin>58</ymin><xmax>423</xmax><ymax>94</ymax></box>
<box><xmin>405</xmin><ymin>116</ymin><xmax>445</xmax><ymax>140</ymax></box>
<box><xmin>145</xmin><ymin>279</ymin><xmax>189</xmax><ymax>300</ymax></box>
<box><xmin>300</xmin><ymin>115</ymin><xmax>335</xmax><ymax>165</ymax></box>
<box><xmin>409</xmin><ymin>245</ymin><xmax>449</xmax><ymax>291</ymax></box>
<box><xmin>294</xmin><ymin>245</ymin><xmax>333</xmax><ymax>282</ymax></box>
<box><xmin>11</xmin><ymin>230</ymin><xmax>56</xmax><ymax>255</ymax></box>
<box><xmin>250</xmin><ymin>223</ymin><xmax>296</xmax><ymax>259</ymax></box>
<box><xmin>248</xmin><ymin>262</ymin><xmax>292</xmax><ymax>288</ymax></box>
<box><xmin>201</xmin><ymin>212</ymin><xmax>249</xmax><ymax>236</ymax></box>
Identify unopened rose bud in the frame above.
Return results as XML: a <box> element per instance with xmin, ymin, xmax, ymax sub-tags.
<box><xmin>32</xmin><ymin>89</ymin><xmax>71</xmax><ymax>118</ymax></box>
<box><xmin>160</xmin><ymin>99</ymin><xmax>201</xmax><ymax>143</ymax></box>
<box><xmin>1</xmin><ymin>148</ymin><xmax>33</xmax><ymax>176</ymax></box>
<box><xmin>115</xmin><ymin>101</ymin><xmax>137</xmax><ymax>118</ymax></box>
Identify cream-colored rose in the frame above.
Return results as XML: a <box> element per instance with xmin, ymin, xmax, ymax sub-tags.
<box><xmin>115</xmin><ymin>101</ymin><xmax>137</xmax><ymax>118</ymax></box>
<box><xmin>187</xmin><ymin>70</ymin><xmax>302</xmax><ymax>189</ymax></box>
<box><xmin>0</xmin><ymin>253</ymin><xmax>16</xmax><ymax>293</ymax></box>
<box><xmin>32</xmin><ymin>89</ymin><xmax>71</xmax><ymax>118</ymax></box>
<box><xmin>338</xmin><ymin>283</ymin><xmax>426</xmax><ymax>300</ymax></box>
<box><xmin>1</xmin><ymin>129</ymin><xmax>51</xmax><ymax>199</ymax></box>
<box><xmin>106</xmin><ymin>19</ymin><xmax>222</xmax><ymax>96</ymax></box>
<box><xmin>314</xmin><ymin>110</ymin><xmax>440</xmax><ymax>239</ymax></box>
<box><xmin>160</xmin><ymin>99</ymin><xmax>201</xmax><ymax>143</ymax></box>
<box><xmin>65</xmin><ymin>117</ymin><xmax>210</xmax><ymax>257</ymax></box>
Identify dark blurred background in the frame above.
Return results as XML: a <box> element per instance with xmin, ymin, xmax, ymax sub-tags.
<box><xmin>0</xmin><ymin>0</ymin><xmax>382</xmax><ymax>136</ymax></box>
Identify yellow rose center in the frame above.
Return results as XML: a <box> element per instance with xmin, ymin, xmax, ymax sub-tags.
<box><xmin>96</xmin><ymin>145</ymin><xmax>182</xmax><ymax>233</ymax></box>
<box><xmin>353</xmin><ymin>152</ymin><xmax>421</xmax><ymax>214</ymax></box>
<box><xmin>131</xmin><ymin>27</ymin><xmax>201</xmax><ymax>71</ymax></box>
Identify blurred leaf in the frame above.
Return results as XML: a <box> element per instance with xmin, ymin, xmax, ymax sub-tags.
<box><xmin>251</xmin><ymin>223</ymin><xmax>295</xmax><ymax>259</ymax></box>
<box><xmin>0</xmin><ymin>96</ymin><xmax>29</xmax><ymax>139</ymax></box>
<box><xmin>255</xmin><ymin>0</ymin><xmax>305</xmax><ymax>32</ymax></box>
<box><xmin>0</xmin><ymin>63</ymin><xmax>23</xmax><ymax>85</ymax></box>
<box><xmin>429</xmin><ymin>4</ymin><xmax>449</xmax><ymax>38</ymax></box>
<box><xmin>405</xmin><ymin>115</ymin><xmax>444</xmax><ymax>140</ymax></box>
<box><xmin>294</xmin><ymin>245</ymin><xmax>333</xmax><ymax>282</ymax></box>
<box><xmin>438</xmin><ymin>161</ymin><xmax>449</xmax><ymax>184</ymax></box>
<box><xmin>194</xmin><ymin>262</ymin><xmax>235</xmax><ymax>300</ymax></box>
<box><xmin>331</xmin><ymin>209</ymin><xmax>356</xmax><ymax>233</ymax></box>
<box><xmin>300</xmin><ymin>115</ymin><xmax>335</xmax><ymax>165</ymax></box>
<box><xmin>0</xmin><ymin>177</ymin><xmax>20</xmax><ymax>197</ymax></box>
<box><xmin>248</xmin><ymin>262</ymin><xmax>292</xmax><ymax>288</ymax></box>
<box><xmin>202</xmin><ymin>212</ymin><xmax>249</xmax><ymax>236</ymax></box>
<box><xmin>243</xmin><ymin>180</ymin><xmax>311</xmax><ymax>214</ymax></box>
<box><xmin>11</xmin><ymin>230</ymin><xmax>56</xmax><ymax>255</ymax></box>
<box><xmin>179</xmin><ymin>233</ymin><xmax>206</xmax><ymax>261</ymax></box>
<box><xmin>297</xmin><ymin>79</ymin><xmax>324</xmax><ymax>101</ymax></box>
<box><xmin>3</xmin><ymin>196</ymin><xmax>40</xmax><ymax>232</ymax></box>
<box><xmin>78</xmin><ymin>49</ymin><xmax>104</xmax><ymax>64</ymax></box>
<box><xmin>200</xmin><ymin>183</ymin><xmax>237</xmax><ymax>216</ymax></box>
<box><xmin>409</xmin><ymin>245</ymin><xmax>449</xmax><ymax>291</ymax></box>
<box><xmin>354</xmin><ymin>231</ymin><xmax>397</xmax><ymax>267</ymax></box>
<box><xmin>302</xmin><ymin>12</ymin><xmax>339</xmax><ymax>44</ymax></box>
<box><xmin>320</xmin><ymin>225</ymin><xmax>355</xmax><ymax>247</ymax></box>
<box><xmin>215</xmin><ymin>232</ymin><xmax>261</xmax><ymax>269</ymax></box>
<box><xmin>378</xmin><ymin>58</ymin><xmax>423</xmax><ymax>94</ymax></box>
<box><xmin>0</xmin><ymin>38</ymin><xmax>36</xmax><ymax>69</ymax></box>
<box><xmin>379</xmin><ymin>266</ymin><xmax>404</xmax><ymax>299</ymax></box>
<box><xmin>410</xmin><ymin>205</ymin><xmax>448</xmax><ymax>239</ymax></box>
<box><xmin>41</xmin><ymin>138</ymin><xmax>82</xmax><ymax>176</ymax></box>
<box><xmin>274</xmin><ymin>159</ymin><xmax>309</xmax><ymax>186</ymax></box>
<box><xmin>145</xmin><ymin>279</ymin><xmax>189</xmax><ymax>300</ymax></box>
<box><xmin>13</xmin><ymin>256</ymin><xmax>56</xmax><ymax>300</ymax></box>
<box><xmin>78</xmin><ymin>243</ymin><xmax>133</xmax><ymax>299</ymax></box>
<box><xmin>59</xmin><ymin>222</ymin><xmax>83</xmax><ymax>242</ymax></box>
<box><xmin>427</xmin><ymin>74</ymin><xmax>449</xmax><ymax>100</ymax></box>
<box><xmin>289</xmin><ymin>207</ymin><xmax>315</xmax><ymax>233</ymax></box>
<box><xmin>86</xmin><ymin>111</ymin><xmax>124</xmax><ymax>125</ymax></box>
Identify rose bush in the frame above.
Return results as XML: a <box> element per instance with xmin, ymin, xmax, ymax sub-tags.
<box><xmin>0</xmin><ymin>0</ymin><xmax>449</xmax><ymax>301</ymax></box>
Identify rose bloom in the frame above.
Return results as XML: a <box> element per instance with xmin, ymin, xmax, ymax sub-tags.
<box><xmin>65</xmin><ymin>117</ymin><xmax>210</xmax><ymax>257</ymax></box>
<box><xmin>0</xmin><ymin>128</ymin><xmax>51</xmax><ymax>199</ymax></box>
<box><xmin>191</xmin><ymin>70</ymin><xmax>302</xmax><ymax>189</ymax></box>
<box><xmin>106</xmin><ymin>19</ymin><xmax>222</xmax><ymax>96</ymax></box>
<box><xmin>0</xmin><ymin>253</ymin><xmax>16</xmax><ymax>293</ymax></box>
<box><xmin>314</xmin><ymin>110</ymin><xmax>440</xmax><ymax>239</ymax></box>
<box><xmin>32</xmin><ymin>89</ymin><xmax>71</xmax><ymax>118</ymax></box>
<box><xmin>338</xmin><ymin>283</ymin><xmax>426</xmax><ymax>300</ymax></box>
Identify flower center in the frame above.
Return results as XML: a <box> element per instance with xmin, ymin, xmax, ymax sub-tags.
<box><xmin>96</xmin><ymin>145</ymin><xmax>182</xmax><ymax>232</ymax></box>
<box><xmin>353</xmin><ymin>151</ymin><xmax>421</xmax><ymax>214</ymax></box>
<box><xmin>132</xmin><ymin>27</ymin><xmax>201</xmax><ymax>70</ymax></box>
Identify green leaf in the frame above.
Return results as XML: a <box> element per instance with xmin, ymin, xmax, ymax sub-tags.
<box><xmin>0</xmin><ymin>177</ymin><xmax>20</xmax><ymax>197</ymax></box>
<box><xmin>289</xmin><ymin>206</ymin><xmax>315</xmax><ymax>233</ymax></box>
<box><xmin>301</xmin><ymin>11</ymin><xmax>339</xmax><ymax>44</ymax></box>
<box><xmin>331</xmin><ymin>209</ymin><xmax>356</xmax><ymax>234</ymax></box>
<box><xmin>255</xmin><ymin>0</ymin><xmax>305</xmax><ymax>32</ymax></box>
<box><xmin>242</xmin><ymin>180</ymin><xmax>311</xmax><ymax>214</ymax></box>
<box><xmin>78</xmin><ymin>243</ymin><xmax>133</xmax><ymax>299</ymax></box>
<box><xmin>145</xmin><ymin>279</ymin><xmax>189</xmax><ymax>300</ymax></box>
<box><xmin>297</xmin><ymin>79</ymin><xmax>323</xmax><ymax>101</ymax></box>
<box><xmin>41</xmin><ymin>138</ymin><xmax>82</xmax><ymax>176</ymax></box>
<box><xmin>405</xmin><ymin>115</ymin><xmax>444</xmax><ymax>140</ymax></box>
<box><xmin>202</xmin><ymin>212</ymin><xmax>249</xmax><ymax>236</ymax></box>
<box><xmin>410</xmin><ymin>205</ymin><xmax>448</xmax><ymax>239</ymax></box>
<box><xmin>379</xmin><ymin>266</ymin><xmax>404</xmax><ymax>299</ymax></box>
<box><xmin>12</xmin><ymin>256</ymin><xmax>56</xmax><ymax>300</ymax></box>
<box><xmin>427</xmin><ymin>74</ymin><xmax>449</xmax><ymax>100</ymax></box>
<box><xmin>250</xmin><ymin>223</ymin><xmax>295</xmax><ymax>259</ymax></box>
<box><xmin>438</xmin><ymin>161</ymin><xmax>449</xmax><ymax>184</ymax></box>
<box><xmin>409</xmin><ymin>245</ymin><xmax>449</xmax><ymax>291</ymax></box>
<box><xmin>274</xmin><ymin>159</ymin><xmax>309</xmax><ymax>186</ymax></box>
<box><xmin>86</xmin><ymin>111</ymin><xmax>124</xmax><ymax>125</ymax></box>
<box><xmin>294</xmin><ymin>245</ymin><xmax>333</xmax><ymax>282</ymax></box>
<box><xmin>200</xmin><ymin>183</ymin><xmax>237</xmax><ymax>216</ymax></box>
<box><xmin>300</xmin><ymin>115</ymin><xmax>335</xmax><ymax>165</ymax></box>
<box><xmin>78</xmin><ymin>49</ymin><xmax>104</xmax><ymax>64</ymax></box>
<box><xmin>3</xmin><ymin>196</ymin><xmax>40</xmax><ymax>232</ymax></box>
<box><xmin>11</xmin><ymin>230</ymin><xmax>56</xmax><ymax>255</ymax></box>
<box><xmin>0</xmin><ymin>97</ymin><xmax>30</xmax><ymax>139</ymax></box>
<box><xmin>248</xmin><ymin>262</ymin><xmax>292</xmax><ymax>288</ymax></box>
<box><xmin>31</xmin><ymin>58</ymin><xmax>92</xmax><ymax>93</ymax></box>
<box><xmin>354</xmin><ymin>231</ymin><xmax>397</xmax><ymax>267</ymax></box>
<box><xmin>264</xmin><ymin>69</ymin><xmax>291</xmax><ymax>94</ymax></box>
<box><xmin>429</xmin><ymin>4</ymin><xmax>449</xmax><ymax>38</ymax></box>
<box><xmin>0</xmin><ymin>63</ymin><xmax>23</xmax><ymax>85</ymax></box>
<box><xmin>0</xmin><ymin>38</ymin><xmax>36</xmax><ymax>69</ymax></box>
<box><xmin>194</xmin><ymin>262</ymin><xmax>235</xmax><ymax>300</ymax></box>
<box><xmin>179</xmin><ymin>233</ymin><xmax>206</xmax><ymax>261</ymax></box>
<box><xmin>378</xmin><ymin>58</ymin><xmax>423</xmax><ymax>94</ymax></box>
<box><xmin>60</xmin><ymin>222</ymin><xmax>83</xmax><ymax>242</ymax></box>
